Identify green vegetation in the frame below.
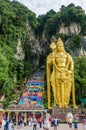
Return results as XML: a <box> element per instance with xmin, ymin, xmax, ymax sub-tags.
<box><xmin>68</xmin><ymin>35</ymin><xmax>82</xmax><ymax>51</ymax></box>
<box><xmin>0</xmin><ymin>0</ymin><xmax>36</xmax><ymax>106</ymax></box>
<box><xmin>74</xmin><ymin>57</ymin><xmax>86</xmax><ymax>100</ymax></box>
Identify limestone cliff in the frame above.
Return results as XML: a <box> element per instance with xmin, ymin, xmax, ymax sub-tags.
<box><xmin>15</xmin><ymin>39</ymin><xmax>25</xmax><ymax>60</ymax></box>
<box><xmin>40</xmin><ymin>22</ymin><xmax>86</xmax><ymax>58</ymax></box>
<box><xmin>79</xmin><ymin>37</ymin><xmax>86</xmax><ymax>56</ymax></box>
<box><xmin>59</xmin><ymin>22</ymin><xmax>81</xmax><ymax>35</ymax></box>
<box><xmin>15</xmin><ymin>22</ymin><xmax>86</xmax><ymax>66</ymax></box>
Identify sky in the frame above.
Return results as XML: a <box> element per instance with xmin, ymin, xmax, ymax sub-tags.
<box><xmin>11</xmin><ymin>0</ymin><xmax>86</xmax><ymax>16</ymax></box>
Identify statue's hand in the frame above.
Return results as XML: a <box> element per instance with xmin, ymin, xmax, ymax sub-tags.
<box><xmin>66</xmin><ymin>70</ymin><xmax>72</xmax><ymax>75</ymax></box>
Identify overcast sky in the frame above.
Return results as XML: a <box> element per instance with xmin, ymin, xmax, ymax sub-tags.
<box><xmin>11</xmin><ymin>0</ymin><xmax>86</xmax><ymax>16</ymax></box>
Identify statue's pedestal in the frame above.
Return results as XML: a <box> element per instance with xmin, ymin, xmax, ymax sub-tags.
<box><xmin>51</xmin><ymin>106</ymin><xmax>82</xmax><ymax>120</ymax></box>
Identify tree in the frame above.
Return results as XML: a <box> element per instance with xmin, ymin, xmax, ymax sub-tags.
<box><xmin>0</xmin><ymin>46</ymin><xmax>13</xmax><ymax>96</ymax></box>
<box><xmin>74</xmin><ymin>57</ymin><xmax>86</xmax><ymax>103</ymax></box>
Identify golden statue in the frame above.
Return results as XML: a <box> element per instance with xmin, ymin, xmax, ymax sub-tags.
<box><xmin>46</xmin><ymin>38</ymin><xmax>77</xmax><ymax>109</ymax></box>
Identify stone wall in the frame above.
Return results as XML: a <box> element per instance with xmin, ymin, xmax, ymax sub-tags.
<box><xmin>51</xmin><ymin>106</ymin><xmax>86</xmax><ymax>122</ymax></box>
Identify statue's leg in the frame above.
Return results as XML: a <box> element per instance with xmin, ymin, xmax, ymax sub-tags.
<box><xmin>56</xmin><ymin>80</ymin><xmax>62</xmax><ymax>107</ymax></box>
<box><xmin>64</xmin><ymin>81</ymin><xmax>72</xmax><ymax>108</ymax></box>
<box><xmin>61</xmin><ymin>82</ymin><xmax>65</xmax><ymax>108</ymax></box>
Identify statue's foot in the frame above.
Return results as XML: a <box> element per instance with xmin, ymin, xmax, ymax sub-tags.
<box><xmin>49</xmin><ymin>107</ymin><xmax>52</xmax><ymax>109</ymax></box>
<box><xmin>73</xmin><ymin>104</ymin><xmax>78</xmax><ymax>109</ymax></box>
<box><xmin>59</xmin><ymin>103</ymin><xmax>62</xmax><ymax>108</ymax></box>
<box><xmin>54</xmin><ymin>103</ymin><xmax>56</xmax><ymax>106</ymax></box>
<box><xmin>64</xmin><ymin>104</ymin><xmax>69</xmax><ymax>108</ymax></box>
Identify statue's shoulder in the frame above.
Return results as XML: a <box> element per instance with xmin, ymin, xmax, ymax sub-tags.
<box><xmin>47</xmin><ymin>52</ymin><xmax>53</xmax><ymax>59</ymax></box>
<box><xmin>66</xmin><ymin>52</ymin><xmax>73</xmax><ymax>62</ymax></box>
<box><xmin>46</xmin><ymin>52</ymin><xmax>54</xmax><ymax>65</ymax></box>
<box><xmin>66</xmin><ymin>52</ymin><xmax>72</xmax><ymax>58</ymax></box>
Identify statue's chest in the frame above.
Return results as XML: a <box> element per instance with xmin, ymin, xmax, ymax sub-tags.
<box><xmin>55</xmin><ymin>53</ymin><xmax>67</xmax><ymax>66</ymax></box>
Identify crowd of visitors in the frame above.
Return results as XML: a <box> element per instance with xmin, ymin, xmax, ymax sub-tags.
<box><xmin>0</xmin><ymin>112</ymin><xmax>86</xmax><ymax>130</ymax></box>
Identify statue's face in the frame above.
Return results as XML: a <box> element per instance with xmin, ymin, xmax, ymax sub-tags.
<box><xmin>57</xmin><ymin>44</ymin><xmax>64</xmax><ymax>52</ymax></box>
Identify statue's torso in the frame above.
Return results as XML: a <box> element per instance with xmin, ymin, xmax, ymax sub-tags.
<box><xmin>55</xmin><ymin>52</ymin><xmax>67</xmax><ymax>68</ymax></box>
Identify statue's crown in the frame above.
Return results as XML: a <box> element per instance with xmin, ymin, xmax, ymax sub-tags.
<box><xmin>57</xmin><ymin>37</ymin><xmax>64</xmax><ymax>46</ymax></box>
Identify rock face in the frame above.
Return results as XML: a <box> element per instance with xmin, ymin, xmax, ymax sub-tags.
<box><xmin>15</xmin><ymin>22</ymin><xmax>86</xmax><ymax>66</ymax></box>
<box><xmin>59</xmin><ymin>22</ymin><xmax>81</xmax><ymax>35</ymax></box>
<box><xmin>79</xmin><ymin>37</ymin><xmax>86</xmax><ymax>56</ymax></box>
<box><xmin>26</xmin><ymin>23</ymin><xmax>42</xmax><ymax>66</ymax></box>
<box><xmin>65</xmin><ymin>37</ymin><xmax>86</xmax><ymax>56</ymax></box>
<box><xmin>26</xmin><ymin>23</ymin><xmax>42</xmax><ymax>54</ymax></box>
<box><xmin>15</xmin><ymin>39</ymin><xmax>25</xmax><ymax>60</ymax></box>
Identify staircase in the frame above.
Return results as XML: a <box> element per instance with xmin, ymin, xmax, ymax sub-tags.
<box><xmin>18</xmin><ymin>70</ymin><xmax>44</xmax><ymax>110</ymax></box>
